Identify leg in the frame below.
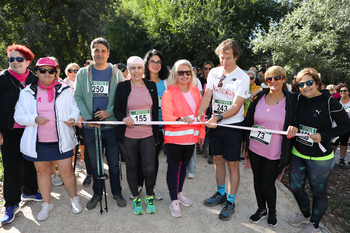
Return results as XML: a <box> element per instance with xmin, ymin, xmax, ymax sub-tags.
<box><xmin>214</xmin><ymin>155</ymin><xmax>226</xmax><ymax>186</ymax></box>
<box><xmin>139</xmin><ymin>136</ymin><xmax>156</xmax><ymax>196</ymax></box>
<box><xmin>177</xmin><ymin>145</ymin><xmax>194</xmax><ymax>193</ymax></box>
<box><xmin>56</xmin><ymin>157</ymin><xmax>77</xmax><ymax>199</ymax></box>
<box><xmin>248</xmin><ymin>150</ymin><xmax>266</xmax><ymax>210</ymax></box>
<box><xmin>34</xmin><ymin>161</ymin><xmax>53</xmax><ymax>203</ymax></box>
<box><xmin>22</xmin><ymin>157</ymin><xmax>39</xmax><ymax>196</ymax></box>
<box><xmin>227</xmin><ymin>161</ymin><xmax>240</xmax><ymax>196</ymax></box>
<box><xmin>187</xmin><ymin>145</ymin><xmax>196</xmax><ymax>175</ymax></box>
<box><xmin>165</xmin><ymin>144</ymin><xmax>182</xmax><ymax>201</ymax></box>
<box><xmin>260</xmin><ymin>157</ymin><xmax>280</xmax><ymax>213</ymax></box>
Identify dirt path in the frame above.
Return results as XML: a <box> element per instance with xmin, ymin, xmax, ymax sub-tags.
<box><xmin>1</xmin><ymin>150</ymin><xmax>331</xmax><ymax>233</ymax></box>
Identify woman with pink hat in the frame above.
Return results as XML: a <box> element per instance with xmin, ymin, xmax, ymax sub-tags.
<box><xmin>14</xmin><ymin>57</ymin><xmax>82</xmax><ymax>221</ymax></box>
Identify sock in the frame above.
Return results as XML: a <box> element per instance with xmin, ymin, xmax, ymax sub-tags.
<box><xmin>217</xmin><ymin>185</ymin><xmax>225</xmax><ymax>196</ymax></box>
<box><xmin>227</xmin><ymin>193</ymin><xmax>236</xmax><ymax>204</ymax></box>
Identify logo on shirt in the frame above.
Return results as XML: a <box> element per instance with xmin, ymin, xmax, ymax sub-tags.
<box><xmin>38</xmin><ymin>97</ymin><xmax>42</xmax><ymax>103</ymax></box>
<box><xmin>313</xmin><ymin>110</ymin><xmax>321</xmax><ymax>117</ymax></box>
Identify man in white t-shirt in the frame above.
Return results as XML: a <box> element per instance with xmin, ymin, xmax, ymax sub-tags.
<box><xmin>197</xmin><ymin>39</ymin><xmax>249</xmax><ymax>221</ymax></box>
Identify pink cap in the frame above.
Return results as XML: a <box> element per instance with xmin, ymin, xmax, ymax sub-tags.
<box><xmin>127</xmin><ymin>56</ymin><xmax>144</xmax><ymax>70</ymax></box>
<box><xmin>36</xmin><ymin>57</ymin><xmax>57</xmax><ymax>69</ymax></box>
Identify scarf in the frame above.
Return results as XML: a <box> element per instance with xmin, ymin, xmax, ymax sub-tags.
<box><xmin>38</xmin><ymin>81</ymin><xmax>60</xmax><ymax>102</ymax></box>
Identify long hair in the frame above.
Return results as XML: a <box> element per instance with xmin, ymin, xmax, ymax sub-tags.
<box><xmin>144</xmin><ymin>49</ymin><xmax>169</xmax><ymax>80</ymax></box>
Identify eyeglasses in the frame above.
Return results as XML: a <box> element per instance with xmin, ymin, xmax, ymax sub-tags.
<box><xmin>177</xmin><ymin>70</ymin><xmax>191</xmax><ymax>76</ymax></box>
<box><xmin>204</xmin><ymin>67</ymin><xmax>212</xmax><ymax>71</ymax></box>
<box><xmin>218</xmin><ymin>75</ymin><xmax>226</xmax><ymax>88</ymax></box>
<box><xmin>8</xmin><ymin>57</ymin><xmax>27</xmax><ymax>63</ymax></box>
<box><xmin>149</xmin><ymin>60</ymin><xmax>162</xmax><ymax>65</ymax></box>
<box><xmin>340</xmin><ymin>90</ymin><xmax>348</xmax><ymax>93</ymax></box>
<box><xmin>296</xmin><ymin>80</ymin><xmax>314</xmax><ymax>88</ymax></box>
<box><xmin>68</xmin><ymin>69</ymin><xmax>79</xmax><ymax>73</ymax></box>
<box><xmin>85</xmin><ymin>62</ymin><xmax>90</xmax><ymax>65</ymax></box>
<box><xmin>266</xmin><ymin>76</ymin><xmax>283</xmax><ymax>83</ymax></box>
<box><xmin>38</xmin><ymin>68</ymin><xmax>56</xmax><ymax>74</ymax></box>
<box><xmin>249</xmin><ymin>76</ymin><xmax>255</xmax><ymax>80</ymax></box>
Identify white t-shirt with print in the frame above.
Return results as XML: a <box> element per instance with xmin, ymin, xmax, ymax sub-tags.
<box><xmin>206</xmin><ymin>66</ymin><xmax>249</xmax><ymax>124</ymax></box>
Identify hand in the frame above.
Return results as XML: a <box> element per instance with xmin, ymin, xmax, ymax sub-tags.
<box><xmin>242</xmin><ymin>150</ymin><xmax>249</xmax><ymax>160</ymax></box>
<box><xmin>94</xmin><ymin>110</ymin><xmax>109</xmax><ymax>120</ymax></box>
<box><xmin>87</xmin><ymin>118</ymin><xmax>100</xmax><ymax>128</ymax></box>
<box><xmin>35</xmin><ymin>116</ymin><xmax>50</xmax><ymax>125</ymax></box>
<box><xmin>123</xmin><ymin>117</ymin><xmax>134</xmax><ymax>127</ymax></box>
<box><xmin>64</xmin><ymin>118</ymin><xmax>75</xmax><ymax>127</ymax></box>
<box><xmin>76</xmin><ymin>117</ymin><xmax>83</xmax><ymax>128</ymax></box>
<box><xmin>198</xmin><ymin>138</ymin><xmax>204</xmax><ymax>147</ymax></box>
<box><xmin>286</xmin><ymin>126</ymin><xmax>298</xmax><ymax>139</ymax></box>
<box><xmin>250</xmin><ymin>88</ymin><xmax>263</xmax><ymax>102</ymax></box>
<box><xmin>179</xmin><ymin>116</ymin><xmax>193</xmax><ymax>124</ymax></box>
<box><xmin>310</xmin><ymin>133</ymin><xmax>321</xmax><ymax>143</ymax></box>
<box><xmin>205</xmin><ymin>117</ymin><xmax>218</xmax><ymax>129</ymax></box>
<box><xmin>197</xmin><ymin>112</ymin><xmax>205</xmax><ymax>122</ymax></box>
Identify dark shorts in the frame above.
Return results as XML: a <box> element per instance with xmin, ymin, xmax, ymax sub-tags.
<box><xmin>332</xmin><ymin>130</ymin><xmax>350</xmax><ymax>147</ymax></box>
<box><xmin>23</xmin><ymin>142</ymin><xmax>73</xmax><ymax>162</ymax></box>
<box><xmin>208</xmin><ymin>121</ymin><xmax>244</xmax><ymax>162</ymax></box>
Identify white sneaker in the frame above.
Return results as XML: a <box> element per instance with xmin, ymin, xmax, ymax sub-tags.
<box><xmin>74</xmin><ymin>161</ymin><xmax>84</xmax><ymax>172</ymax></box>
<box><xmin>37</xmin><ymin>202</ymin><xmax>54</xmax><ymax>221</ymax></box>
<box><xmin>70</xmin><ymin>196</ymin><xmax>82</xmax><ymax>214</ymax></box>
<box><xmin>187</xmin><ymin>173</ymin><xmax>195</xmax><ymax>179</ymax></box>
<box><xmin>51</xmin><ymin>172</ymin><xmax>63</xmax><ymax>186</ymax></box>
<box><xmin>154</xmin><ymin>186</ymin><xmax>163</xmax><ymax>200</ymax></box>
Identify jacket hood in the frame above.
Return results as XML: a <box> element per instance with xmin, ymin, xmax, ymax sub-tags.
<box><xmin>297</xmin><ymin>89</ymin><xmax>330</xmax><ymax>102</ymax></box>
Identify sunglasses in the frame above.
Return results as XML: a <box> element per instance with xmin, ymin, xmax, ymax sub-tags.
<box><xmin>296</xmin><ymin>80</ymin><xmax>314</xmax><ymax>88</ymax></box>
<box><xmin>204</xmin><ymin>67</ymin><xmax>212</xmax><ymax>71</ymax></box>
<box><xmin>68</xmin><ymin>69</ymin><xmax>79</xmax><ymax>73</ymax></box>
<box><xmin>120</xmin><ymin>68</ymin><xmax>126</xmax><ymax>72</ymax></box>
<box><xmin>340</xmin><ymin>90</ymin><xmax>348</xmax><ymax>93</ymax></box>
<box><xmin>218</xmin><ymin>75</ymin><xmax>226</xmax><ymax>88</ymax></box>
<box><xmin>266</xmin><ymin>76</ymin><xmax>283</xmax><ymax>83</ymax></box>
<box><xmin>149</xmin><ymin>60</ymin><xmax>162</xmax><ymax>65</ymax></box>
<box><xmin>85</xmin><ymin>62</ymin><xmax>90</xmax><ymax>65</ymax></box>
<box><xmin>8</xmin><ymin>57</ymin><xmax>27</xmax><ymax>63</ymax></box>
<box><xmin>38</xmin><ymin>68</ymin><xmax>56</xmax><ymax>74</ymax></box>
<box><xmin>177</xmin><ymin>70</ymin><xmax>192</xmax><ymax>76</ymax></box>
<box><xmin>249</xmin><ymin>76</ymin><xmax>255</xmax><ymax>80</ymax></box>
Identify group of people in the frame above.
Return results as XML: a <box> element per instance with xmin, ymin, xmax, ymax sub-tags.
<box><xmin>1</xmin><ymin>37</ymin><xmax>349</xmax><ymax>233</ymax></box>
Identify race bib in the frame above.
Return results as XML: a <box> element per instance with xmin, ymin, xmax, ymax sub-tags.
<box><xmin>130</xmin><ymin>109</ymin><xmax>151</xmax><ymax>122</ymax></box>
<box><xmin>296</xmin><ymin>124</ymin><xmax>317</xmax><ymax>147</ymax></box>
<box><xmin>158</xmin><ymin>95</ymin><xmax>162</xmax><ymax>108</ymax></box>
<box><xmin>214</xmin><ymin>99</ymin><xmax>232</xmax><ymax>114</ymax></box>
<box><xmin>249</xmin><ymin>125</ymin><xmax>272</xmax><ymax>145</ymax></box>
<box><xmin>92</xmin><ymin>81</ymin><xmax>109</xmax><ymax>97</ymax></box>
<box><xmin>344</xmin><ymin>105</ymin><xmax>350</xmax><ymax>114</ymax></box>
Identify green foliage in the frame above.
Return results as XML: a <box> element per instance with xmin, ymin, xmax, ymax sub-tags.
<box><xmin>252</xmin><ymin>0</ymin><xmax>350</xmax><ymax>84</ymax></box>
<box><xmin>0</xmin><ymin>0</ymin><xmax>113</xmax><ymax>74</ymax></box>
<box><xmin>107</xmin><ymin>0</ymin><xmax>292</xmax><ymax>68</ymax></box>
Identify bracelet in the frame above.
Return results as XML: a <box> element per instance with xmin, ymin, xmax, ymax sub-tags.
<box><xmin>216</xmin><ymin>114</ymin><xmax>224</xmax><ymax>122</ymax></box>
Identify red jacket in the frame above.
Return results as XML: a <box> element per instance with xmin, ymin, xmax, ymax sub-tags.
<box><xmin>162</xmin><ymin>84</ymin><xmax>205</xmax><ymax>144</ymax></box>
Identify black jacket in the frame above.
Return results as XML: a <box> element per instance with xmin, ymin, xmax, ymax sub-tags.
<box><xmin>244</xmin><ymin>88</ymin><xmax>298</xmax><ymax>170</ymax></box>
<box><xmin>294</xmin><ymin>90</ymin><xmax>350</xmax><ymax>157</ymax></box>
<box><xmin>0</xmin><ymin>69</ymin><xmax>37</xmax><ymax>131</ymax></box>
<box><xmin>114</xmin><ymin>79</ymin><xmax>159</xmax><ymax>144</ymax></box>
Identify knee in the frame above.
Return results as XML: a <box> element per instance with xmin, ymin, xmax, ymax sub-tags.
<box><xmin>59</xmin><ymin>166</ymin><xmax>74</xmax><ymax>178</ymax></box>
<box><xmin>228</xmin><ymin>161</ymin><xmax>239</xmax><ymax>172</ymax></box>
<box><xmin>214</xmin><ymin>156</ymin><xmax>225</xmax><ymax>165</ymax></box>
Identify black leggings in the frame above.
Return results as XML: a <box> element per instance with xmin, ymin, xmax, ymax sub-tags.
<box><xmin>1</xmin><ymin>129</ymin><xmax>38</xmax><ymax>207</ymax></box>
<box><xmin>119</xmin><ymin>136</ymin><xmax>155</xmax><ymax>196</ymax></box>
<box><xmin>249</xmin><ymin>150</ymin><xmax>280</xmax><ymax>213</ymax></box>
<box><xmin>289</xmin><ymin>155</ymin><xmax>334</xmax><ymax>228</ymax></box>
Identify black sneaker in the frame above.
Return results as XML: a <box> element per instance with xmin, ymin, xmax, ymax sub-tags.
<box><xmin>83</xmin><ymin>174</ymin><xmax>92</xmax><ymax>187</ymax></box>
<box><xmin>249</xmin><ymin>208</ymin><xmax>267</xmax><ymax>223</ymax></box>
<box><xmin>113</xmin><ymin>193</ymin><xmax>127</xmax><ymax>207</ymax></box>
<box><xmin>267</xmin><ymin>212</ymin><xmax>278</xmax><ymax>227</ymax></box>
<box><xmin>208</xmin><ymin>155</ymin><xmax>213</xmax><ymax>164</ymax></box>
<box><xmin>204</xmin><ymin>192</ymin><xmax>226</xmax><ymax>207</ymax></box>
<box><xmin>339</xmin><ymin>159</ymin><xmax>345</xmax><ymax>165</ymax></box>
<box><xmin>219</xmin><ymin>201</ymin><xmax>235</xmax><ymax>221</ymax></box>
<box><xmin>86</xmin><ymin>195</ymin><xmax>101</xmax><ymax>210</ymax></box>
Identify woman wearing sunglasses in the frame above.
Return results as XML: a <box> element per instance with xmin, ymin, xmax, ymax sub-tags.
<box><xmin>288</xmin><ymin>68</ymin><xmax>350</xmax><ymax>233</ymax></box>
<box><xmin>161</xmin><ymin>59</ymin><xmax>205</xmax><ymax>217</ymax></box>
<box><xmin>243</xmin><ymin>66</ymin><xmax>298</xmax><ymax>227</ymax></box>
<box><xmin>243</xmin><ymin>70</ymin><xmax>261</xmax><ymax>117</ymax></box>
<box><xmin>331</xmin><ymin>85</ymin><xmax>350</xmax><ymax>166</ymax></box>
<box><xmin>14</xmin><ymin>57</ymin><xmax>82</xmax><ymax>221</ymax></box>
<box><xmin>0</xmin><ymin>44</ymin><xmax>41</xmax><ymax>226</ymax></box>
<box><xmin>63</xmin><ymin>63</ymin><xmax>80</xmax><ymax>90</ymax></box>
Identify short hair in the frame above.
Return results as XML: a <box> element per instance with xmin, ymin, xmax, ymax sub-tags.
<box><xmin>202</xmin><ymin>61</ymin><xmax>214</xmax><ymax>69</ymax></box>
<box><xmin>326</xmin><ymin>84</ymin><xmax>336</xmax><ymax>91</ymax></box>
<box><xmin>265</xmin><ymin>66</ymin><xmax>288</xmax><ymax>90</ymax></box>
<box><xmin>296</xmin><ymin>68</ymin><xmax>323</xmax><ymax>90</ymax></box>
<box><xmin>84</xmin><ymin>57</ymin><xmax>93</xmax><ymax>64</ymax></box>
<box><xmin>167</xmin><ymin>59</ymin><xmax>197</xmax><ymax>86</ymax></box>
<box><xmin>215</xmin><ymin>39</ymin><xmax>242</xmax><ymax>59</ymax></box>
<box><xmin>64</xmin><ymin>63</ymin><xmax>80</xmax><ymax>76</ymax></box>
<box><xmin>90</xmin><ymin>37</ymin><xmax>110</xmax><ymax>51</ymax></box>
<box><xmin>6</xmin><ymin>44</ymin><xmax>35</xmax><ymax>61</ymax></box>
<box><xmin>144</xmin><ymin>49</ymin><xmax>169</xmax><ymax>80</ymax></box>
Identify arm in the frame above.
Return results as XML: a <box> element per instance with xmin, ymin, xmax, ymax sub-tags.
<box><xmin>64</xmin><ymin>91</ymin><xmax>80</xmax><ymax>127</ymax></box>
<box><xmin>14</xmin><ymin>91</ymin><xmax>38</xmax><ymax>126</ymax></box>
<box><xmin>74</xmin><ymin>71</ymin><xmax>91</xmax><ymax>121</ymax></box>
<box><xmin>197</xmin><ymin>88</ymin><xmax>213</xmax><ymax>122</ymax></box>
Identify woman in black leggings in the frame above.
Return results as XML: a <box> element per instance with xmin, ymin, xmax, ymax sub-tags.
<box><xmin>288</xmin><ymin>68</ymin><xmax>350</xmax><ymax>233</ymax></box>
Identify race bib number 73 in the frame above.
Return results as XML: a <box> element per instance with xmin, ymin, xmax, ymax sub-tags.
<box><xmin>249</xmin><ymin>125</ymin><xmax>272</xmax><ymax>145</ymax></box>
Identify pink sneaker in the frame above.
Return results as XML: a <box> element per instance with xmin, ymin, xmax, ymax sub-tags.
<box><xmin>169</xmin><ymin>200</ymin><xmax>182</xmax><ymax>217</ymax></box>
<box><xmin>177</xmin><ymin>192</ymin><xmax>192</xmax><ymax>206</ymax></box>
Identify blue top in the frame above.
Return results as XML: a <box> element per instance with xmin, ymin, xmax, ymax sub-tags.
<box><xmin>156</xmin><ymin>80</ymin><xmax>166</xmax><ymax>125</ymax></box>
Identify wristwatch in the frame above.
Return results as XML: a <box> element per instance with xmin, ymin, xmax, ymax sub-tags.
<box><xmin>216</xmin><ymin>114</ymin><xmax>224</xmax><ymax>122</ymax></box>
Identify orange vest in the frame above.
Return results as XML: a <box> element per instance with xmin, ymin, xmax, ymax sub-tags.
<box><xmin>162</xmin><ymin>84</ymin><xmax>205</xmax><ymax>144</ymax></box>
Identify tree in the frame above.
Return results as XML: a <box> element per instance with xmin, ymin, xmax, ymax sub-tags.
<box><xmin>0</xmin><ymin>0</ymin><xmax>113</xmax><ymax>73</ymax></box>
<box><xmin>252</xmin><ymin>0</ymin><xmax>350</xmax><ymax>84</ymax></box>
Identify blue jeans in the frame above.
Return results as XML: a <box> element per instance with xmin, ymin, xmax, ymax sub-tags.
<box><xmin>84</xmin><ymin>127</ymin><xmax>122</xmax><ymax>196</ymax></box>
<box><xmin>203</xmin><ymin>126</ymin><xmax>210</xmax><ymax>149</ymax></box>
<box><xmin>187</xmin><ymin>145</ymin><xmax>196</xmax><ymax>174</ymax></box>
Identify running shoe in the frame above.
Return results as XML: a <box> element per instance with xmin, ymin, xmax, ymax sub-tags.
<box><xmin>339</xmin><ymin>158</ymin><xmax>345</xmax><ymax>166</ymax></box>
<box><xmin>133</xmin><ymin>197</ymin><xmax>143</xmax><ymax>215</ymax></box>
<box><xmin>218</xmin><ymin>201</ymin><xmax>235</xmax><ymax>221</ymax></box>
<box><xmin>169</xmin><ymin>200</ymin><xmax>181</xmax><ymax>218</ymax></box>
<box><xmin>83</xmin><ymin>174</ymin><xmax>92</xmax><ymax>187</ymax></box>
<box><xmin>267</xmin><ymin>211</ymin><xmax>278</xmax><ymax>227</ymax></box>
<box><xmin>288</xmin><ymin>212</ymin><xmax>310</xmax><ymax>226</ymax></box>
<box><xmin>144</xmin><ymin>196</ymin><xmax>156</xmax><ymax>214</ymax></box>
<box><xmin>70</xmin><ymin>196</ymin><xmax>82</xmax><ymax>214</ymax></box>
<box><xmin>0</xmin><ymin>205</ymin><xmax>20</xmax><ymax>225</ymax></box>
<box><xmin>154</xmin><ymin>186</ymin><xmax>163</xmax><ymax>200</ymax></box>
<box><xmin>21</xmin><ymin>193</ymin><xmax>43</xmax><ymax>202</ymax></box>
<box><xmin>298</xmin><ymin>222</ymin><xmax>321</xmax><ymax>233</ymax></box>
<box><xmin>51</xmin><ymin>172</ymin><xmax>63</xmax><ymax>186</ymax></box>
<box><xmin>177</xmin><ymin>192</ymin><xmax>192</xmax><ymax>206</ymax></box>
<box><xmin>187</xmin><ymin>173</ymin><xmax>195</xmax><ymax>179</ymax></box>
<box><xmin>208</xmin><ymin>155</ymin><xmax>213</xmax><ymax>164</ymax></box>
<box><xmin>249</xmin><ymin>208</ymin><xmax>267</xmax><ymax>223</ymax></box>
<box><xmin>204</xmin><ymin>192</ymin><xmax>226</xmax><ymax>207</ymax></box>
<box><xmin>37</xmin><ymin>202</ymin><xmax>54</xmax><ymax>221</ymax></box>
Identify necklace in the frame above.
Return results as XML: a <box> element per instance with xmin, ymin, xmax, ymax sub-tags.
<box><xmin>269</xmin><ymin>92</ymin><xmax>284</xmax><ymax>105</ymax></box>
